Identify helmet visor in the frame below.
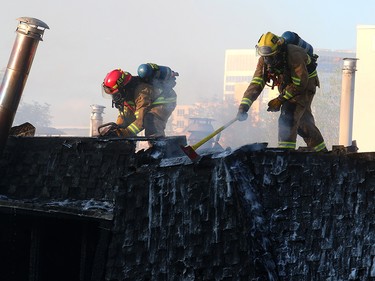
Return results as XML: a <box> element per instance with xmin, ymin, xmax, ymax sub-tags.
<box><xmin>102</xmin><ymin>83</ymin><xmax>119</xmax><ymax>94</ymax></box>
<box><xmin>102</xmin><ymin>83</ymin><xmax>119</xmax><ymax>99</ymax></box>
<box><xmin>257</xmin><ymin>45</ymin><xmax>278</xmax><ymax>57</ymax></box>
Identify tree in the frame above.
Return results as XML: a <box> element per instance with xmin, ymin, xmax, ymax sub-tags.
<box><xmin>308</xmin><ymin>64</ymin><xmax>342</xmax><ymax>150</ymax></box>
<box><xmin>13</xmin><ymin>101</ymin><xmax>52</xmax><ymax>128</ymax></box>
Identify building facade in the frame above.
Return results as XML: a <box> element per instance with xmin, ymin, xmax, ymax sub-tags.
<box><xmin>353</xmin><ymin>25</ymin><xmax>375</xmax><ymax>152</ymax></box>
<box><xmin>223</xmin><ymin>49</ymin><xmax>256</xmax><ymax>102</ymax></box>
<box><xmin>168</xmin><ymin>104</ymin><xmax>196</xmax><ymax>134</ymax></box>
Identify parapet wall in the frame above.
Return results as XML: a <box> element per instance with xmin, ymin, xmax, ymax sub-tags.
<box><xmin>1</xmin><ymin>137</ymin><xmax>375</xmax><ymax>280</ymax></box>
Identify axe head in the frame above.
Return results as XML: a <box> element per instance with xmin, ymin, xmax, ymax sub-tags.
<box><xmin>180</xmin><ymin>145</ymin><xmax>200</xmax><ymax>161</ymax></box>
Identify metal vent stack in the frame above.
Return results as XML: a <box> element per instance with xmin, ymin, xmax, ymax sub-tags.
<box><xmin>0</xmin><ymin>17</ymin><xmax>49</xmax><ymax>153</ymax></box>
<box><xmin>339</xmin><ymin>58</ymin><xmax>357</xmax><ymax>147</ymax></box>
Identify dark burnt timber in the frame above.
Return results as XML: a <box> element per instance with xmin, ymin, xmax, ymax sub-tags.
<box><xmin>0</xmin><ymin>136</ymin><xmax>374</xmax><ymax>281</ymax></box>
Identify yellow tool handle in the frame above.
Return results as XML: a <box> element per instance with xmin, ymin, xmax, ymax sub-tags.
<box><xmin>191</xmin><ymin>117</ymin><xmax>238</xmax><ymax>150</ymax></box>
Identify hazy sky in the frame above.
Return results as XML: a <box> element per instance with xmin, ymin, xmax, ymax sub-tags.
<box><xmin>1</xmin><ymin>0</ymin><xmax>374</xmax><ymax>127</ymax></box>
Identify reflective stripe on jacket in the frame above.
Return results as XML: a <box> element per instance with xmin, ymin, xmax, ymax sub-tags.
<box><xmin>239</xmin><ymin>44</ymin><xmax>318</xmax><ymax>111</ymax></box>
<box><xmin>116</xmin><ymin>80</ymin><xmax>177</xmax><ymax>136</ymax></box>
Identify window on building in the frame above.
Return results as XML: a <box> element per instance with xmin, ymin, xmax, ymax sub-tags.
<box><xmin>225</xmin><ymin>85</ymin><xmax>235</xmax><ymax>91</ymax></box>
<box><xmin>177</xmin><ymin>121</ymin><xmax>185</xmax><ymax>128</ymax></box>
<box><xmin>226</xmin><ymin>76</ymin><xmax>251</xmax><ymax>83</ymax></box>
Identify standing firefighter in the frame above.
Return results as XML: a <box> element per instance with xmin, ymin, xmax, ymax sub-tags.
<box><xmin>101</xmin><ymin>64</ymin><xmax>177</xmax><ymax>138</ymax></box>
<box><xmin>236</xmin><ymin>31</ymin><xmax>327</xmax><ymax>152</ymax></box>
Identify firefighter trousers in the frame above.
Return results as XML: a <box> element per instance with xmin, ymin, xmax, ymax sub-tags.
<box><xmin>278</xmin><ymin>79</ymin><xmax>325</xmax><ymax>150</ymax></box>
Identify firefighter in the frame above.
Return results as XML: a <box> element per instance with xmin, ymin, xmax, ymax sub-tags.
<box><xmin>236</xmin><ymin>32</ymin><xmax>327</xmax><ymax>152</ymax></box>
<box><xmin>101</xmin><ymin>68</ymin><xmax>177</xmax><ymax>138</ymax></box>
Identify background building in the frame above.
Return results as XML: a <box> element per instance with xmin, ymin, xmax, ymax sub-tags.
<box><xmin>223</xmin><ymin>49</ymin><xmax>255</xmax><ymax>102</ymax></box>
<box><xmin>168</xmin><ymin>104</ymin><xmax>195</xmax><ymax>134</ymax></box>
<box><xmin>223</xmin><ymin>49</ymin><xmax>278</xmax><ymax>127</ymax></box>
<box><xmin>353</xmin><ymin>25</ymin><xmax>375</xmax><ymax>152</ymax></box>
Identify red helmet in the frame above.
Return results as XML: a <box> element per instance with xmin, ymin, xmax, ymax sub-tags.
<box><xmin>102</xmin><ymin>69</ymin><xmax>132</xmax><ymax>95</ymax></box>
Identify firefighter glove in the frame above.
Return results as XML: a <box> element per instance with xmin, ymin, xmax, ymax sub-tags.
<box><xmin>267</xmin><ymin>97</ymin><xmax>283</xmax><ymax>112</ymax></box>
<box><xmin>104</xmin><ymin>129</ymin><xmax>120</xmax><ymax>137</ymax></box>
<box><xmin>236</xmin><ymin>108</ymin><xmax>248</xmax><ymax>121</ymax></box>
<box><xmin>117</xmin><ymin>127</ymin><xmax>136</xmax><ymax>138</ymax></box>
<box><xmin>98</xmin><ymin>122</ymin><xmax>120</xmax><ymax>137</ymax></box>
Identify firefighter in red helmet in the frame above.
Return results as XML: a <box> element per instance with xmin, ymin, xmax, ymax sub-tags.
<box><xmin>101</xmin><ymin>68</ymin><xmax>177</xmax><ymax>138</ymax></box>
<box><xmin>237</xmin><ymin>32</ymin><xmax>327</xmax><ymax>152</ymax></box>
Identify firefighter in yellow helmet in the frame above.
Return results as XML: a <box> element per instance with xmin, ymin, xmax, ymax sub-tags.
<box><xmin>237</xmin><ymin>32</ymin><xmax>327</xmax><ymax>152</ymax></box>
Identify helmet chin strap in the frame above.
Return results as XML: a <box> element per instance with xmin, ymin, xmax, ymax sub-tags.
<box><xmin>112</xmin><ymin>91</ymin><xmax>125</xmax><ymax>111</ymax></box>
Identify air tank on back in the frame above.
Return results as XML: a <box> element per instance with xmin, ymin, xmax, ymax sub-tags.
<box><xmin>137</xmin><ymin>63</ymin><xmax>179</xmax><ymax>81</ymax></box>
<box><xmin>281</xmin><ymin>31</ymin><xmax>314</xmax><ymax>56</ymax></box>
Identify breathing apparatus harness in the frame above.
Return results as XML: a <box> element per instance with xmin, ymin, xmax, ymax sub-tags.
<box><xmin>111</xmin><ymin>79</ymin><xmax>136</xmax><ymax>115</ymax></box>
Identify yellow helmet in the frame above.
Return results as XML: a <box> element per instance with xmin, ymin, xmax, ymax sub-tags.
<box><xmin>256</xmin><ymin>32</ymin><xmax>284</xmax><ymax>57</ymax></box>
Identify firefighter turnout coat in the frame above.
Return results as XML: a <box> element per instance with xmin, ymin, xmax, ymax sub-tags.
<box><xmin>239</xmin><ymin>44</ymin><xmax>326</xmax><ymax>151</ymax></box>
<box><xmin>115</xmin><ymin>77</ymin><xmax>177</xmax><ymax>138</ymax></box>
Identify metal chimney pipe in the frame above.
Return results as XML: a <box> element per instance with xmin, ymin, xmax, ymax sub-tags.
<box><xmin>339</xmin><ymin>58</ymin><xmax>357</xmax><ymax>146</ymax></box>
<box><xmin>90</xmin><ymin>104</ymin><xmax>105</xmax><ymax>136</ymax></box>
<box><xmin>0</xmin><ymin>17</ymin><xmax>49</xmax><ymax>152</ymax></box>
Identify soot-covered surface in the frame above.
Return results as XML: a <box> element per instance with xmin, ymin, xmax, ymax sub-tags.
<box><xmin>1</xmin><ymin>137</ymin><xmax>375</xmax><ymax>280</ymax></box>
